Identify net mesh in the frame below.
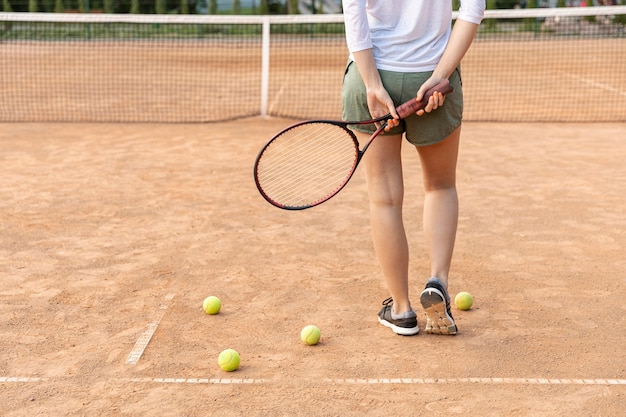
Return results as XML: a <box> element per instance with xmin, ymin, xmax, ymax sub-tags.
<box><xmin>1</xmin><ymin>7</ymin><xmax>625</xmax><ymax>123</ymax></box>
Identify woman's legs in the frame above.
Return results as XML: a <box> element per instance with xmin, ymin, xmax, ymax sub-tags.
<box><xmin>362</xmin><ymin>125</ymin><xmax>461</xmax><ymax>335</ymax></box>
<box><xmin>416</xmin><ymin>126</ymin><xmax>461</xmax><ymax>290</ymax></box>
<box><xmin>360</xmin><ymin>132</ymin><xmax>413</xmax><ymax>315</ymax></box>
<box><xmin>417</xmin><ymin>126</ymin><xmax>461</xmax><ymax>334</ymax></box>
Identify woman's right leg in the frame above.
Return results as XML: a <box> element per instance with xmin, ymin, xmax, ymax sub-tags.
<box><xmin>360</xmin><ymin>131</ymin><xmax>412</xmax><ymax>315</ymax></box>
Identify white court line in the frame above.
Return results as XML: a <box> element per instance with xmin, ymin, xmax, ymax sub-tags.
<box><xmin>125</xmin><ymin>293</ymin><xmax>175</xmax><ymax>365</ymax></box>
<box><xmin>326</xmin><ymin>378</ymin><xmax>626</xmax><ymax>385</ymax></box>
<box><xmin>267</xmin><ymin>84</ymin><xmax>286</xmax><ymax>116</ymax></box>
<box><xmin>0</xmin><ymin>377</ymin><xmax>48</xmax><ymax>383</ymax></box>
<box><xmin>123</xmin><ymin>377</ymin><xmax>265</xmax><ymax>384</ymax></box>
<box><xmin>562</xmin><ymin>73</ymin><xmax>626</xmax><ymax>98</ymax></box>
<box><xmin>2</xmin><ymin>375</ymin><xmax>625</xmax><ymax>385</ymax></box>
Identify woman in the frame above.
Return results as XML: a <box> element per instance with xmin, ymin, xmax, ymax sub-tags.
<box><xmin>341</xmin><ymin>1</ymin><xmax>485</xmax><ymax>335</ymax></box>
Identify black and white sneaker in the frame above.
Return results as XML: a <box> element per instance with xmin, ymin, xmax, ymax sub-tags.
<box><xmin>377</xmin><ymin>297</ymin><xmax>419</xmax><ymax>336</ymax></box>
<box><xmin>420</xmin><ymin>278</ymin><xmax>458</xmax><ymax>335</ymax></box>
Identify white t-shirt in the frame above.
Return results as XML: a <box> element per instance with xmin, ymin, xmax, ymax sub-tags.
<box><xmin>342</xmin><ymin>0</ymin><xmax>485</xmax><ymax>72</ymax></box>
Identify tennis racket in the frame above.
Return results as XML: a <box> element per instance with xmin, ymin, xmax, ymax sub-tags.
<box><xmin>254</xmin><ymin>79</ymin><xmax>453</xmax><ymax>210</ymax></box>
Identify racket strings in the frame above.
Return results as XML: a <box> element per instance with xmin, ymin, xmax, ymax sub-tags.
<box><xmin>256</xmin><ymin>123</ymin><xmax>359</xmax><ymax>208</ymax></box>
<box><xmin>262</xmin><ymin>137</ymin><xmax>352</xmax><ymax>196</ymax></box>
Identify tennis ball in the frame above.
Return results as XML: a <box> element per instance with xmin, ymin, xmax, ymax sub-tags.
<box><xmin>202</xmin><ymin>296</ymin><xmax>221</xmax><ymax>315</ymax></box>
<box><xmin>218</xmin><ymin>349</ymin><xmax>240</xmax><ymax>372</ymax></box>
<box><xmin>300</xmin><ymin>325</ymin><xmax>321</xmax><ymax>345</ymax></box>
<box><xmin>455</xmin><ymin>291</ymin><xmax>473</xmax><ymax>311</ymax></box>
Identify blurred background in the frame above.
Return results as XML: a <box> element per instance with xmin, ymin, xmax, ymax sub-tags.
<box><xmin>3</xmin><ymin>0</ymin><xmax>620</xmax><ymax>15</ymax></box>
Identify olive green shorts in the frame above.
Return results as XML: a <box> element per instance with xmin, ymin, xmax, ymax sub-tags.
<box><xmin>341</xmin><ymin>61</ymin><xmax>463</xmax><ymax>147</ymax></box>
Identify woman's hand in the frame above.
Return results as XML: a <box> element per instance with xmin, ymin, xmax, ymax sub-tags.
<box><xmin>415</xmin><ymin>76</ymin><xmax>447</xmax><ymax>116</ymax></box>
<box><xmin>366</xmin><ymin>87</ymin><xmax>399</xmax><ymax>131</ymax></box>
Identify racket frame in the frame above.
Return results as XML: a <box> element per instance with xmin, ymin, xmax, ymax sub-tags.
<box><xmin>254</xmin><ymin>80</ymin><xmax>453</xmax><ymax>210</ymax></box>
<box><xmin>254</xmin><ymin>119</ymin><xmax>388</xmax><ymax>210</ymax></box>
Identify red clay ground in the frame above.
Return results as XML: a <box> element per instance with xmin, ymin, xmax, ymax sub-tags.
<box><xmin>1</xmin><ymin>120</ymin><xmax>625</xmax><ymax>416</ymax></box>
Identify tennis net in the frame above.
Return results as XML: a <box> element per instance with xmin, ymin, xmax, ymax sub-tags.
<box><xmin>1</xmin><ymin>7</ymin><xmax>625</xmax><ymax>123</ymax></box>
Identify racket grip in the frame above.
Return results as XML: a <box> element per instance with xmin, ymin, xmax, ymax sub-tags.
<box><xmin>395</xmin><ymin>80</ymin><xmax>454</xmax><ymax>119</ymax></box>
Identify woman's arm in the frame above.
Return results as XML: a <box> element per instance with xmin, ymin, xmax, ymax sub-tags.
<box><xmin>418</xmin><ymin>19</ymin><xmax>481</xmax><ymax>102</ymax></box>
<box><xmin>352</xmin><ymin>49</ymin><xmax>400</xmax><ymax>123</ymax></box>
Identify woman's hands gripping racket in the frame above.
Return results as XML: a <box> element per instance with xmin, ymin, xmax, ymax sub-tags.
<box><xmin>254</xmin><ymin>80</ymin><xmax>453</xmax><ymax>210</ymax></box>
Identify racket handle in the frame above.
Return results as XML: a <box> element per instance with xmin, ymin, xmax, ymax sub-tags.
<box><xmin>395</xmin><ymin>80</ymin><xmax>454</xmax><ymax>119</ymax></box>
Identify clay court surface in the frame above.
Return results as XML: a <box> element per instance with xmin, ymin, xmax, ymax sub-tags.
<box><xmin>1</xmin><ymin>120</ymin><xmax>625</xmax><ymax>416</ymax></box>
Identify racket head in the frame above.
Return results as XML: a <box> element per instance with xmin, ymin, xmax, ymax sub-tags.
<box><xmin>254</xmin><ymin>121</ymin><xmax>361</xmax><ymax>210</ymax></box>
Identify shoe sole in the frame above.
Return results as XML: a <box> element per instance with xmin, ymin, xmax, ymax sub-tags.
<box><xmin>377</xmin><ymin>317</ymin><xmax>419</xmax><ymax>336</ymax></box>
<box><xmin>420</xmin><ymin>287</ymin><xmax>458</xmax><ymax>335</ymax></box>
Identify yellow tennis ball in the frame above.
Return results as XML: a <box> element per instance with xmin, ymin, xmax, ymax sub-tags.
<box><xmin>455</xmin><ymin>291</ymin><xmax>473</xmax><ymax>311</ymax></box>
<box><xmin>300</xmin><ymin>325</ymin><xmax>321</xmax><ymax>345</ymax></box>
<box><xmin>202</xmin><ymin>296</ymin><xmax>221</xmax><ymax>315</ymax></box>
<box><xmin>218</xmin><ymin>349</ymin><xmax>240</xmax><ymax>372</ymax></box>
